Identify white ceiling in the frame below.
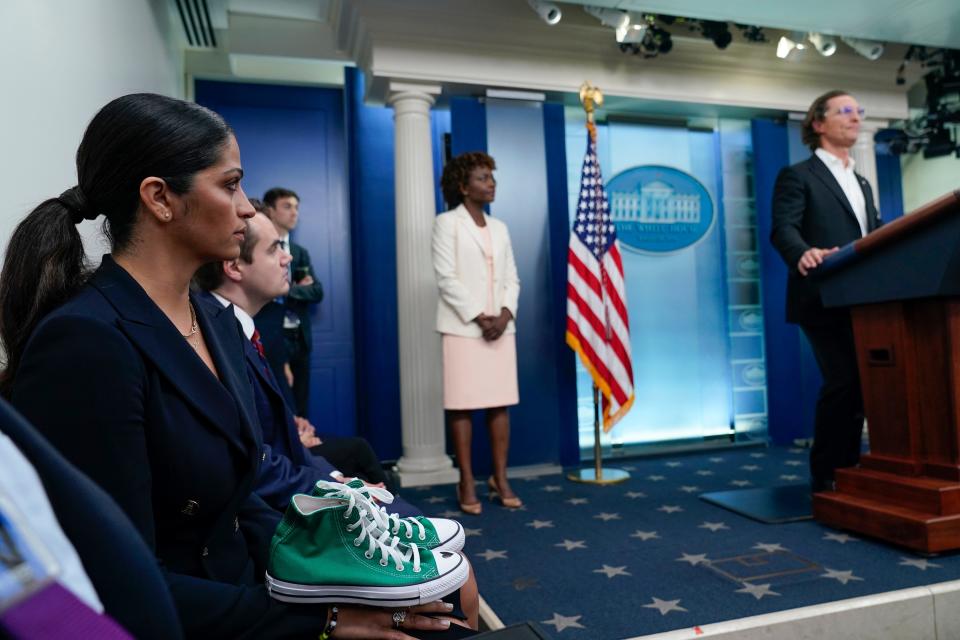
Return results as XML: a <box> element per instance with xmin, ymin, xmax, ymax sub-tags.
<box><xmin>555</xmin><ymin>0</ymin><xmax>960</xmax><ymax>49</ymax></box>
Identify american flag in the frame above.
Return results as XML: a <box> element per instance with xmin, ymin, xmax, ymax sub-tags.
<box><xmin>565</xmin><ymin>126</ymin><xmax>635</xmax><ymax>432</ymax></box>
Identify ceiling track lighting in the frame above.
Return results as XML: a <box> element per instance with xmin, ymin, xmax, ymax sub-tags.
<box><xmin>776</xmin><ymin>31</ymin><xmax>807</xmax><ymax>59</ymax></box>
<box><xmin>842</xmin><ymin>36</ymin><xmax>885</xmax><ymax>60</ymax></box>
<box><xmin>807</xmin><ymin>32</ymin><xmax>837</xmax><ymax>57</ymax></box>
<box><xmin>527</xmin><ymin>0</ymin><xmax>562</xmax><ymax>26</ymax></box>
<box><xmin>584</xmin><ymin>6</ymin><xmax>630</xmax><ymax>31</ymax></box>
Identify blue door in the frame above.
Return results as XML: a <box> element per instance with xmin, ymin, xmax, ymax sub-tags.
<box><xmin>195</xmin><ymin>80</ymin><xmax>356</xmax><ymax>436</ymax></box>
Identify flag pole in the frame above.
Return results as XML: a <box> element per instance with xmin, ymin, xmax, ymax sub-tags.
<box><xmin>568</xmin><ymin>82</ymin><xmax>630</xmax><ymax>486</ymax></box>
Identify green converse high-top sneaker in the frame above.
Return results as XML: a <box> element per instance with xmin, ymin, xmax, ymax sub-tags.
<box><xmin>312</xmin><ymin>479</ymin><xmax>465</xmax><ymax>553</ymax></box>
<box><xmin>266</xmin><ymin>493</ymin><xmax>468</xmax><ymax>606</ymax></box>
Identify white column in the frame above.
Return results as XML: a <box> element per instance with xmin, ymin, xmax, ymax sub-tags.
<box><xmin>387</xmin><ymin>82</ymin><xmax>459</xmax><ymax>487</ymax></box>
<box><xmin>850</xmin><ymin>119</ymin><xmax>887</xmax><ymax>206</ymax></box>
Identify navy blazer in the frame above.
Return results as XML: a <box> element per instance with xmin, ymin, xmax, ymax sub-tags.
<box><xmin>770</xmin><ymin>154</ymin><xmax>883</xmax><ymax>325</ymax></box>
<box><xmin>10</xmin><ymin>256</ymin><xmax>327</xmax><ymax>639</ymax></box>
<box><xmin>0</xmin><ymin>397</ymin><xmax>182</xmax><ymax>639</ymax></box>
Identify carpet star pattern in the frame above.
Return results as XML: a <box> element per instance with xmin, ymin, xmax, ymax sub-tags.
<box><xmin>785</xmin><ymin>460</ymin><xmax>804</xmax><ymax>466</ymax></box>
<box><xmin>540</xmin><ymin>613</ymin><xmax>585</xmax><ymax>632</ymax></box>
<box><xmin>695</xmin><ymin>470</ymin><xmax>715</xmax><ymax>476</ymax></box>
<box><xmin>625</xmin><ymin>491</ymin><xmax>647</xmax><ymax>498</ymax></box>
<box><xmin>821</xmin><ymin>568</ymin><xmax>863</xmax><ymax>584</ymax></box>
<box><xmin>542</xmin><ymin>485</ymin><xmax>562</xmax><ymax>492</ymax></box>
<box><xmin>643</xmin><ymin>597</ymin><xmax>687</xmax><ymax>615</ymax></box>
<box><xmin>566</xmin><ymin>497</ymin><xmax>589</xmax><ymax>505</ymax></box>
<box><xmin>779</xmin><ymin>474</ymin><xmax>801</xmax><ymax>481</ymax></box>
<box><xmin>594</xmin><ymin>512</ymin><xmax>621</xmax><ymax>521</ymax></box>
<box><xmin>740</xmin><ymin>465</ymin><xmax>760</xmax><ymax>471</ymax></box>
<box><xmin>823</xmin><ymin>532</ymin><xmax>858</xmax><ymax>544</ymax></box>
<box><xmin>736</xmin><ymin>583</ymin><xmax>780</xmax><ymax>600</ymax></box>
<box><xmin>526</xmin><ymin>520</ymin><xmax>554</xmax><ymax>529</ymax></box>
<box><xmin>438</xmin><ymin>510</ymin><xmax>461</xmax><ymax>518</ymax></box>
<box><xmin>555</xmin><ymin>539</ymin><xmax>587</xmax><ymax>551</ymax></box>
<box><xmin>665</xmin><ymin>461</ymin><xmax>683</xmax><ymax>467</ymax></box>
<box><xmin>753</xmin><ymin>543</ymin><xmax>788</xmax><ymax>553</ymax></box>
<box><xmin>709</xmin><ymin>457</ymin><xmax>725</xmax><ymax>463</ymax></box>
<box><xmin>749</xmin><ymin>453</ymin><xmax>766</xmax><ymax>458</ymax></box>
<box><xmin>699</xmin><ymin>521</ymin><xmax>729</xmax><ymax>532</ymax></box>
<box><xmin>675</xmin><ymin>553</ymin><xmax>709</xmax><ymax>566</ymax></box>
<box><xmin>424</xmin><ymin>496</ymin><xmax>447</xmax><ymax>504</ymax></box>
<box><xmin>630</xmin><ymin>530</ymin><xmax>659</xmax><ymax>540</ymax></box>
<box><xmin>899</xmin><ymin>557</ymin><xmax>941</xmax><ymax>570</ymax></box>
<box><xmin>658</xmin><ymin>505</ymin><xmax>684</xmax><ymax>514</ymax></box>
<box><xmin>476</xmin><ymin>549</ymin><xmax>508</xmax><ymax>561</ymax></box>
<box><xmin>647</xmin><ymin>475</ymin><xmax>666</xmax><ymax>481</ymax></box>
<box><xmin>464</xmin><ymin>528</ymin><xmax>482</xmax><ymax>537</ymax></box>
<box><xmin>594</xmin><ymin>564</ymin><xmax>631</xmax><ymax>578</ymax></box>
<box><xmin>679</xmin><ymin>485</ymin><xmax>701</xmax><ymax>493</ymax></box>
<box><xmin>730</xmin><ymin>480</ymin><xmax>752</xmax><ymax>487</ymax></box>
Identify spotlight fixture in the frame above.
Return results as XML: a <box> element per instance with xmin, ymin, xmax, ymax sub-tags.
<box><xmin>776</xmin><ymin>31</ymin><xmax>807</xmax><ymax>59</ymax></box>
<box><xmin>699</xmin><ymin>20</ymin><xmax>732</xmax><ymax>49</ymax></box>
<box><xmin>618</xmin><ymin>21</ymin><xmax>672</xmax><ymax>58</ymax></box>
<box><xmin>843</xmin><ymin>36</ymin><xmax>884</xmax><ymax>60</ymax></box>
<box><xmin>584</xmin><ymin>6</ymin><xmax>630</xmax><ymax>31</ymax></box>
<box><xmin>736</xmin><ymin>25</ymin><xmax>767</xmax><ymax>43</ymax></box>
<box><xmin>807</xmin><ymin>32</ymin><xmax>837</xmax><ymax>57</ymax></box>
<box><xmin>616</xmin><ymin>16</ymin><xmax>648</xmax><ymax>45</ymax></box>
<box><xmin>527</xmin><ymin>0</ymin><xmax>562</xmax><ymax>26</ymax></box>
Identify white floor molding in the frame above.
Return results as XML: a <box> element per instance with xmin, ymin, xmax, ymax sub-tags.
<box><xmin>627</xmin><ymin>579</ymin><xmax>960</xmax><ymax>640</ymax></box>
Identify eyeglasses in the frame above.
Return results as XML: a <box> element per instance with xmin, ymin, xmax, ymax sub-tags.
<box><xmin>829</xmin><ymin>106</ymin><xmax>865</xmax><ymax>118</ymax></box>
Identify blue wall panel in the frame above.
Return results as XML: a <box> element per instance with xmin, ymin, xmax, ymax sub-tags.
<box><xmin>195</xmin><ymin>79</ymin><xmax>356</xmax><ymax>437</ymax></box>
<box><xmin>876</xmin><ymin>149</ymin><xmax>905</xmax><ymax>222</ymax></box>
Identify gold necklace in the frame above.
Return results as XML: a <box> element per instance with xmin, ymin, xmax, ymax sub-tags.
<box><xmin>180</xmin><ymin>301</ymin><xmax>199</xmax><ymax>350</ymax></box>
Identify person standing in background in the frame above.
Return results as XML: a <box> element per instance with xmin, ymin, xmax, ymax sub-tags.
<box><xmin>257</xmin><ymin>187</ymin><xmax>323</xmax><ymax>416</ymax></box>
<box><xmin>770</xmin><ymin>90</ymin><xmax>883</xmax><ymax>494</ymax></box>
<box><xmin>433</xmin><ymin>152</ymin><xmax>522</xmax><ymax>515</ymax></box>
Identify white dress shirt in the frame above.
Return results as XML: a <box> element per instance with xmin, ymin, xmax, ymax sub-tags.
<box><xmin>815</xmin><ymin>147</ymin><xmax>868</xmax><ymax>237</ymax></box>
<box><xmin>211</xmin><ymin>291</ymin><xmax>255</xmax><ymax>340</ymax></box>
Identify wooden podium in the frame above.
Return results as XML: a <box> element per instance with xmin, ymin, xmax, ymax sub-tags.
<box><xmin>812</xmin><ymin>190</ymin><xmax>960</xmax><ymax>552</ymax></box>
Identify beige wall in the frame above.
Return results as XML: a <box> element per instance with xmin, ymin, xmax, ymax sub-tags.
<box><xmin>0</xmin><ymin>0</ymin><xmax>183</xmax><ymax>260</ymax></box>
<box><xmin>900</xmin><ymin>152</ymin><xmax>960</xmax><ymax>213</ymax></box>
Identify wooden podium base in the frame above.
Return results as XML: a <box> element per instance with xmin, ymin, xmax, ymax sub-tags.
<box><xmin>813</xmin><ymin>466</ymin><xmax>960</xmax><ymax>553</ymax></box>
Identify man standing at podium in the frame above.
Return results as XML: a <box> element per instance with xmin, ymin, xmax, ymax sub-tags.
<box><xmin>771</xmin><ymin>90</ymin><xmax>883</xmax><ymax>493</ymax></box>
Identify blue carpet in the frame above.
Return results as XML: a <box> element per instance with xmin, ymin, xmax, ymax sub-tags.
<box><xmin>404</xmin><ymin>446</ymin><xmax>960</xmax><ymax>639</ymax></box>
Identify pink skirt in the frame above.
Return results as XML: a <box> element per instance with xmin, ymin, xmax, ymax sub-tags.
<box><xmin>442</xmin><ymin>334</ymin><xmax>519</xmax><ymax>410</ymax></box>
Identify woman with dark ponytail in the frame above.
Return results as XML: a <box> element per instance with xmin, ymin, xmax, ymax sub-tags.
<box><xmin>0</xmin><ymin>94</ymin><xmax>460</xmax><ymax>639</ymax></box>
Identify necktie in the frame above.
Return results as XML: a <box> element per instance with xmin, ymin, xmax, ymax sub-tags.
<box><xmin>251</xmin><ymin>329</ymin><xmax>266</xmax><ymax>360</ymax></box>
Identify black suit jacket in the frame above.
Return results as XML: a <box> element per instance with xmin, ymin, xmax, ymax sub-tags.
<box><xmin>10</xmin><ymin>256</ymin><xmax>327</xmax><ymax>638</ymax></box>
<box><xmin>770</xmin><ymin>154</ymin><xmax>883</xmax><ymax>325</ymax></box>
<box><xmin>285</xmin><ymin>241</ymin><xmax>323</xmax><ymax>354</ymax></box>
<box><xmin>0</xmin><ymin>397</ymin><xmax>183</xmax><ymax>639</ymax></box>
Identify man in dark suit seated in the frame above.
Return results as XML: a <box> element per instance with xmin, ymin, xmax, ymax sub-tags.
<box><xmin>770</xmin><ymin>89</ymin><xmax>883</xmax><ymax>493</ymax></box>
<box><xmin>194</xmin><ymin>213</ymin><xmax>412</xmax><ymax>514</ymax></box>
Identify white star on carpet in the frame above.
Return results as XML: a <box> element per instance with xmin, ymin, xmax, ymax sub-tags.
<box><xmin>464</xmin><ymin>528</ymin><xmax>482</xmax><ymax>537</ymax></box>
<box><xmin>821</xmin><ymin>568</ymin><xmax>864</xmax><ymax>584</ymax></box>
<box><xmin>642</xmin><ymin>597</ymin><xmax>687</xmax><ymax>615</ymax></box>
<box><xmin>522</xmin><ymin>476</ymin><xmax>542</xmax><ymax>482</ymax></box>
<box><xmin>695</xmin><ymin>470</ymin><xmax>715</xmax><ymax>476</ymax></box>
<box><xmin>899</xmin><ymin>557</ymin><xmax>941</xmax><ymax>570</ymax></box>
<box><xmin>823</xmin><ymin>532</ymin><xmax>858</xmax><ymax>544</ymax></box>
<box><xmin>526</xmin><ymin>520</ymin><xmax>554</xmax><ymax>529</ymax></box>
<box><xmin>779</xmin><ymin>474</ymin><xmax>801</xmax><ymax>481</ymax></box>
<box><xmin>625</xmin><ymin>491</ymin><xmax>646</xmax><ymax>498</ymax></box>
<box><xmin>594</xmin><ymin>512</ymin><xmax>621</xmax><ymax>521</ymax></box>
<box><xmin>709</xmin><ymin>457</ymin><xmax>725</xmax><ymax>463</ymax></box>
<box><xmin>593</xmin><ymin>564</ymin><xmax>631</xmax><ymax>578</ymax></box>
<box><xmin>740</xmin><ymin>464</ymin><xmax>760</xmax><ymax>471</ymax></box>
<box><xmin>788</xmin><ymin>448</ymin><xmax>805</xmax><ymax>454</ymax></box>
<box><xmin>424</xmin><ymin>496</ymin><xmax>447</xmax><ymax>504</ymax></box>
<box><xmin>631</xmin><ymin>530</ymin><xmax>659</xmax><ymax>540</ymax></box>
<box><xmin>437</xmin><ymin>510</ymin><xmax>461</xmax><ymax>518</ymax></box>
<box><xmin>749</xmin><ymin>452</ymin><xmax>766</xmax><ymax>458</ymax></box>
<box><xmin>555</xmin><ymin>539</ymin><xmax>587</xmax><ymax>551</ymax></box>
<box><xmin>753</xmin><ymin>543</ymin><xmax>788</xmax><ymax>553</ymax></box>
<box><xmin>647</xmin><ymin>475</ymin><xmax>665</xmax><ymax>481</ymax></box>
<box><xmin>679</xmin><ymin>485</ymin><xmax>701</xmax><ymax>493</ymax></box>
<box><xmin>736</xmin><ymin>583</ymin><xmax>780</xmax><ymax>600</ymax></box>
<box><xmin>658</xmin><ymin>505</ymin><xmax>684</xmax><ymax>514</ymax></box>
<box><xmin>698</xmin><ymin>521</ymin><xmax>729</xmax><ymax>532</ymax></box>
<box><xmin>540</xmin><ymin>613</ymin><xmax>585</xmax><ymax>632</ymax></box>
<box><xmin>621</xmin><ymin>464</ymin><xmax>636</xmax><ymax>471</ymax></box>
<box><xmin>542</xmin><ymin>485</ymin><xmax>562</xmax><ymax>492</ymax></box>
<box><xmin>665</xmin><ymin>461</ymin><xmax>683</xmax><ymax>467</ymax></box>
<box><xmin>566</xmin><ymin>497</ymin><xmax>589</xmax><ymax>505</ymax></box>
<box><xmin>730</xmin><ymin>480</ymin><xmax>752</xmax><ymax>487</ymax></box>
<box><xmin>476</xmin><ymin>549</ymin><xmax>508</xmax><ymax>561</ymax></box>
<box><xmin>675</xmin><ymin>553</ymin><xmax>709</xmax><ymax>566</ymax></box>
<box><xmin>785</xmin><ymin>460</ymin><xmax>804</xmax><ymax>466</ymax></box>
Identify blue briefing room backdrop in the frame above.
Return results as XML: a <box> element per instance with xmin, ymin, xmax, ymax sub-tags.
<box><xmin>195</xmin><ymin>80</ymin><xmax>357</xmax><ymax>437</ymax></box>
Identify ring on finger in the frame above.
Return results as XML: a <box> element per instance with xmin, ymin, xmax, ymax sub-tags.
<box><xmin>393</xmin><ymin>610</ymin><xmax>407</xmax><ymax>629</ymax></box>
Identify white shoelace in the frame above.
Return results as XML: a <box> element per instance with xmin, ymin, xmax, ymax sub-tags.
<box><xmin>340</xmin><ymin>492</ymin><xmax>422</xmax><ymax>573</ymax></box>
<box><xmin>320</xmin><ymin>481</ymin><xmax>428</xmax><ymax>542</ymax></box>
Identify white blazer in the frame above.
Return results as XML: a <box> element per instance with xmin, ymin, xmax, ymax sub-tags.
<box><xmin>432</xmin><ymin>205</ymin><xmax>520</xmax><ymax>337</ymax></box>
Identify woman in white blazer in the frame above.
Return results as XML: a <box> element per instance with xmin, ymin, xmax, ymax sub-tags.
<box><xmin>433</xmin><ymin>152</ymin><xmax>521</xmax><ymax>515</ymax></box>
